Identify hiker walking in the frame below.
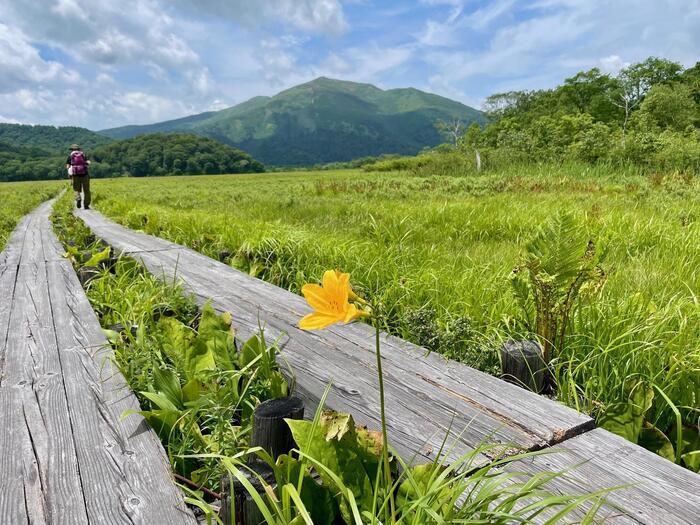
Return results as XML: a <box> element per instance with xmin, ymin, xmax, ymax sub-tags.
<box><xmin>66</xmin><ymin>144</ymin><xmax>91</xmax><ymax>209</ymax></box>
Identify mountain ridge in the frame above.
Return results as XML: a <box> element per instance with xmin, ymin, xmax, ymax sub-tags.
<box><xmin>100</xmin><ymin>77</ymin><xmax>485</xmax><ymax>166</ymax></box>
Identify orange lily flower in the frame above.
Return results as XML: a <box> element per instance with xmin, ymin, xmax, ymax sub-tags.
<box><xmin>299</xmin><ymin>270</ymin><xmax>368</xmax><ymax>330</ymax></box>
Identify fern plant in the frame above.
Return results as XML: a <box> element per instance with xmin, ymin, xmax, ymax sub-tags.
<box><xmin>510</xmin><ymin>212</ymin><xmax>606</xmax><ymax>366</ymax></box>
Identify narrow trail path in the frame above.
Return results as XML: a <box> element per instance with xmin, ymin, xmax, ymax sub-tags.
<box><xmin>76</xmin><ymin>207</ymin><xmax>700</xmax><ymax>524</ymax></box>
<box><xmin>0</xmin><ymin>199</ymin><xmax>196</xmax><ymax>525</ymax></box>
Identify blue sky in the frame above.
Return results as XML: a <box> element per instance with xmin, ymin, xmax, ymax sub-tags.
<box><xmin>0</xmin><ymin>0</ymin><xmax>698</xmax><ymax>129</ymax></box>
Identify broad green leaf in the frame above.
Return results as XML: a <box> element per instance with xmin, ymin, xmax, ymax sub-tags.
<box><xmin>196</xmin><ymin>303</ymin><xmax>236</xmax><ymax>371</ymax></box>
<box><xmin>275</xmin><ymin>454</ymin><xmax>338</xmax><ymax>524</ymax></box>
<box><xmin>599</xmin><ymin>383</ymin><xmax>653</xmax><ymax>443</ymax></box>
<box><xmin>599</xmin><ymin>403</ymin><xmax>643</xmax><ymax>443</ymax></box>
<box><xmin>185</xmin><ymin>337</ymin><xmax>217</xmax><ymax>378</ymax></box>
<box><xmin>84</xmin><ymin>246</ymin><xmax>111</xmax><ymax>267</ymax></box>
<box><xmin>141</xmin><ymin>390</ymin><xmax>180</xmax><ymax>412</ymax></box>
<box><xmin>323</xmin><ymin>411</ymin><xmax>353</xmax><ymax>441</ymax></box>
<box><xmin>240</xmin><ymin>333</ymin><xmax>265</xmax><ymax>368</ymax></box>
<box><xmin>269</xmin><ymin>370</ymin><xmax>289</xmax><ymax>399</ymax></box>
<box><xmin>638</xmin><ymin>422</ymin><xmax>675</xmax><ymax>462</ymax></box>
<box><xmin>286</xmin><ymin>412</ymin><xmax>378</xmax><ymax>523</ymax></box>
<box><xmin>153</xmin><ymin>367</ymin><xmax>183</xmax><ymax>408</ymax></box>
<box><xmin>673</xmin><ymin>424</ymin><xmax>700</xmax><ymax>472</ymax></box>
<box><xmin>158</xmin><ymin>317</ymin><xmax>194</xmax><ymax>368</ymax></box>
<box><xmin>102</xmin><ymin>328</ymin><xmax>120</xmax><ymax>345</ymax></box>
<box><xmin>182</xmin><ymin>379</ymin><xmax>207</xmax><ymax>404</ymax></box>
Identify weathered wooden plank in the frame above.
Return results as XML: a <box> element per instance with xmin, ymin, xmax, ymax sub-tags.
<box><xmin>0</xmin><ymin>387</ymin><xmax>47</xmax><ymax>524</ymax></box>
<box><xmin>46</xmin><ymin>259</ymin><xmax>197</xmax><ymax>525</ymax></box>
<box><xmin>2</xmin><ymin>257</ymin><xmax>89</xmax><ymax>524</ymax></box>
<box><xmin>504</xmin><ymin>428</ymin><xmax>700</xmax><ymax>524</ymax></box>
<box><xmin>77</xmin><ymin>208</ymin><xmax>700</xmax><ymax>525</ymax></box>
<box><xmin>77</xmin><ymin>209</ymin><xmax>593</xmax><ymax>466</ymax></box>
<box><xmin>122</xmin><ymin>242</ymin><xmax>590</xmax><ymax>446</ymax></box>
<box><xmin>0</xmin><ymin>199</ymin><xmax>196</xmax><ymax>525</ymax></box>
<box><xmin>0</xmin><ymin>258</ymin><xmax>19</xmax><ymax>377</ymax></box>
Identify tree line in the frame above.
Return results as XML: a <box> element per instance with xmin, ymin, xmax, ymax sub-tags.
<box><xmin>0</xmin><ymin>133</ymin><xmax>264</xmax><ymax>182</ymax></box>
<box><xmin>457</xmin><ymin>57</ymin><xmax>700</xmax><ymax>173</ymax></box>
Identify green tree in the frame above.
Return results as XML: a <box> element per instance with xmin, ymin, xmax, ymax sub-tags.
<box><xmin>636</xmin><ymin>83</ymin><xmax>697</xmax><ymax>131</ymax></box>
<box><xmin>612</xmin><ymin>57</ymin><xmax>683</xmax><ymax>139</ymax></box>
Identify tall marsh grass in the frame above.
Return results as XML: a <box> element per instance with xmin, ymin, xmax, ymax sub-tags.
<box><xmin>89</xmin><ymin>166</ymin><xmax>699</xmax><ymax>454</ymax></box>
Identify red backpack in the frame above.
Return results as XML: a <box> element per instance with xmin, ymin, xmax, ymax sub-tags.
<box><xmin>70</xmin><ymin>150</ymin><xmax>88</xmax><ymax>175</ymax></box>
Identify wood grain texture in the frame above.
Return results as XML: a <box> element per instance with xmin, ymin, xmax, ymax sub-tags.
<box><xmin>76</xmin><ymin>208</ymin><xmax>700</xmax><ymax>525</ymax></box>
<box><xmin>0</xmin><ymin>199</ymin><xmax>196</xmax><ymax>525</ymax></box>
<box><xmin>76</xmin><ymin>209</ymin><xmax>592</xmax><ymax>464</ymax></box>
<box><xmin>505</xmin><ymin>428</ymin><xmax>700</xmax><ymax>524</ymax></box>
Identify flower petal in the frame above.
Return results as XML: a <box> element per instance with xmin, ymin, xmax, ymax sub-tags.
<box><xmin>301</xmin><ymin>283</ymin><xmax>336</xmax><ymax>314</ymax></box>
<box><xmin>299</xmin><ymin>312</ymin><xmax>341</xmax><ymax>330</ymax></box>
<box><xmin>323</xmin><ymin>269</ymin><xmax>349</xmax><ymax>303</ymax></box>
<box><xmin>343</xmin><ymin>304</ymin><xmax>361</xmax><ymax>323</ymax></box>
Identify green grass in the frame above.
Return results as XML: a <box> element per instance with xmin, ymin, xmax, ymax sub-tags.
<box><xmin>51</xmin><ymin>193</ymin><xmax>290</xmax><ymax>491</ymax></box>
<box><xmin>49</xmin><ymin>189</ymin><xmax>613</xmax><ymax>524</ymax></box>
<box><xmin>87</xmin><ymin>164</ymin><xmax>699</xmax><ymax>463</ymax></box>
<box><xmin>0</xmin><ymin>180</ymin><xmax>62</xmax><ymax>250</ymax></box>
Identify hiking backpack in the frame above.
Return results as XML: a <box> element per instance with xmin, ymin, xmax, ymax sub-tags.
<box><xmin>70</xmin><ymin>150</ymin><xmax>88</xmax><ymax>175</ymax></box>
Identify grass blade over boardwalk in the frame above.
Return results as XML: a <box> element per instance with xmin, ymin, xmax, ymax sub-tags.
<box><xmin>76</xmin><ymin>207</ymin><xmax>593</xmax><ymax>465</ymax></box>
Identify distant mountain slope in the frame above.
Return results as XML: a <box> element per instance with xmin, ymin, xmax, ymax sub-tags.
<box><xmin>101</xmin><ymin>77</ymin><xmax>486</xmax><ymax>166</ymax></box>
<box><xmin>0</xmin><ymin>123</ymin><xmax>112</xmax><ymax>153</ymax></box>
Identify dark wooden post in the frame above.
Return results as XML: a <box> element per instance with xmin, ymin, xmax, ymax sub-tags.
<box><xmin>249</xmin><ymin>396</ymin><xmax>305</xmax><ymax>461</ymax></box>
<box><xmin>77</xmin><ymin>266</ymin><xmax>100</xmax><ymax>286</ymax></box>
<box><xmin>500</xmin><ymin>340</ymin><xmax>546</xmax><ymax>393</ymax></box>
<box><xmin>220</xmin><ymin>396</ymin><xmax>304</xmax><ymax>525</ymax></box>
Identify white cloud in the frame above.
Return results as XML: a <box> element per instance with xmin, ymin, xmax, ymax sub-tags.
<box><xmin>0</xmin><ymin>0</ymin><xmax>205</xmax><ymax>84</ymax></box>
<box><xmin>170</xmin><ymin>0</ymin><xmax>348</xmax><ymax>35</ymax></box>
<box><xmin>0</xmin><ymin>114</ymin><xmax>23</xmax><ymax>124</ymax></box>
<box><xmin>0</xmin><ymin>0</ymin><xmax>697</xmax><ymax>128</ymax></box>
<box><xmin>599</xmin><ymin>55</ymin><xmax>628</xmax><ymax>74</ymax></box>
<box><xmin>420</xmin><ymin>0</ymin><xmax>700</xmax><ymax>107</ymax></box>
<box><xmin>0</xmin><ymin>23</ymin><xmax>79</xmax><ymax>93</ymax></box>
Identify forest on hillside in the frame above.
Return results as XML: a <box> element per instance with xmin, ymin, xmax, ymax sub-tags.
<box><xmin>476</xmin><ymin>57</ymin><xmax>699</xmax><ymax>168</ymax></box>
<box><xmin>0</xmin><ymin>123</ymin><xmax>112</xmax><ymax>151</ymax></box>
<box><xmin>88</xmin><ymin>134</ymin><xmax>264</xmax><ymax>177</ymax></box>
<box><xmin>371</xmin><ymin>58</ymin><xmax>700</xmax><ymax>174</ymax></box>
<box><xmin>0</xmin><ymin>133</ymin><xmax>264</xmax><ymax>182</ymax></box>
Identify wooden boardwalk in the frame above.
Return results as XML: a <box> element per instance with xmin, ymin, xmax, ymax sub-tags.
<box><xmin>0</xmin><ymin>200</ymin><xmax>196</xmax><ymax>524</ymax></box>
<box><xmin>77</xmin><ymin>208</ymin><xmax>700</xmax><ymax>524</ymax></box>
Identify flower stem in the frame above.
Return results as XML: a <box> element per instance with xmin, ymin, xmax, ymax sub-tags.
<box><xmin>375</xmin><ymin>320</ymin><xmax>396</xmax><ymax>523</ymax></box>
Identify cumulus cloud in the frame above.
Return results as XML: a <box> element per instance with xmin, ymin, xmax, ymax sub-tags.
<box><xmin>169</xmin><ymin>0</ymin><xmax>348</xmax><ymax>35</ymax></box>
<box><xmin>419</xmin><ymin>0</ymin><xmax>700</xmax><ymax>106</ymax></box>
<box><xmin>0</xmin><ymin>0</ymin><xmax>697</xmax><ymax>128</ymax></box>
<box><xmin>0</xmin><ymin>0</ymin><xmax>205</xmax><ymax>82</ymax></box>
<box><xmin>0</xmin><ymin>23</ymin><xmax>80</xmax><ymax>93</ymax></box>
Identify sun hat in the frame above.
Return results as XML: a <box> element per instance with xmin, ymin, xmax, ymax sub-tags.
<box><xmin>70</xmin><ymin>143</ymin><xmax>80</xmax><ymax>150</ymax></box>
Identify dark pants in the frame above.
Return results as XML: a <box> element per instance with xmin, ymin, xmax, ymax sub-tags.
<box><xmin>72</xmin><ymin>175</ymin><xmax>91</xmax><ymax>206</ymax></box>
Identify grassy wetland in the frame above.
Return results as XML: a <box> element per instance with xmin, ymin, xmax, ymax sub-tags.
<box><xmin>0</xmin><ymin>180</ymin><xmax>60</xmax><ymax>250</ymax></box>
<box><xmin>86</xmin><ymin>164</ymin><xmax>700</xmax><ymax>467</ymax></box>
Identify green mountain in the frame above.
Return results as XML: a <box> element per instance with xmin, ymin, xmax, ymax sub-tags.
<box><xmin>0</xmin><ymin>123</ymin><xmax>112</xmax><ymax>153</ymax></box>
<box><xmin>101</xmin><ymin>77</ymin><xmax>486</xmax><ymax>166</ymax></box>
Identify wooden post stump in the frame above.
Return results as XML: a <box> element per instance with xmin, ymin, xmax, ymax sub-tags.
<box><xmin>220</xmin><ymin>396</ymin><xmax>304</xmax><ymax>525</ymax></box>
<box><xmin>77</xmin><ymin>266</ymin><xmax>100</xmax><ymax>286</ymax></box>
<box><xmin>250</xmin><ymin>396</ymin><xmax>305</xmax><ymax>461</ymax></box>
<box><xmin>500</xmin><ymin>340</ymin><xmax>546</xmax><ymax>393</ymax></box>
